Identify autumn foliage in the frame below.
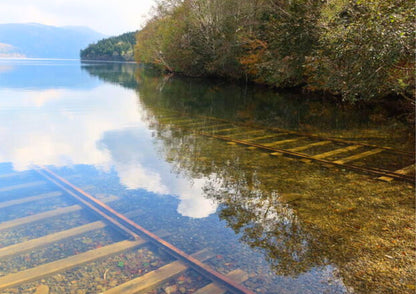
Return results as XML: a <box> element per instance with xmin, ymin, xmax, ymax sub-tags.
<box><xmin>135</xmin><ymin>0</ymin><xmax>415</xmax><ymax>102</ymax></box>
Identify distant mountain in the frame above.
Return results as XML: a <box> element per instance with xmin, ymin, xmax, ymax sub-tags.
<box><xmin>0</xmin><ymin>42</ymin><xmax>24</xmax><ymax>58</ymax></box>
<box><xmin>80</xmin><ymin>31</ymin><xmax>136</xmax><ymax>62</ymax></box>
<box><xmin>0</xmin><ymin>23</ymin><xmax>106</xmax><ymax>59</ymax></box>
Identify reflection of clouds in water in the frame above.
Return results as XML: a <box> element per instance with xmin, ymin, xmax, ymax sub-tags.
<box><xmin>99</xmin><ymin>128</ymin><xmax>218</xmax><ymax>218</ymax></box>
<box><xmin>0</xmin><ymin>85</ymin><xmax>141</xmax><ymax>171</ymax></box>
<box><xmin>0</xmin><ymin>84</ymin><xmax>217</xmax><ymax>218</ymax></box>
<box><xmin>0</xmin><ymin>65</ymin><xmax>14</xmax><ymax>74</ymax></box>
<box><xmin>176</xmin><ymin>177</ymin><xmax>218</xmax><ymax>218</ymax></box>
<box><xmin>116</xmin><ymin>163</ymin><xmax>169</xmax><ymax>195</ymax></box>
<box><xmin>31</xmin><ymin>89</ymin><xmax>63</xmax><ymax>107</ymax></box>
<box><xmin>0</xmin><ymin>88</ymin><xmax>64</xmax><ymax>108</ymax></box>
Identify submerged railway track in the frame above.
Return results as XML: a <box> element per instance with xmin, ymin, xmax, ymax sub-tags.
<box><xmin>155</xmin><ymin>112</ymin><xmax>415</xmax><ymax>184</ymax></box>
<box><xmin>0</xmin><ymin>168</ymin><xmax>254</xmax><ymax>294</ymax></box>
<box><xmin>0</xmin><ymin>111</ymin><xmax>413</xmax><ymax>293</ymax></box>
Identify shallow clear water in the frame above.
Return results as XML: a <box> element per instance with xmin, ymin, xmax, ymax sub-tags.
<box><xmin>0</xmin><ymin>59</ymin><xmax>414</xmax><ymax>294</ymax></box>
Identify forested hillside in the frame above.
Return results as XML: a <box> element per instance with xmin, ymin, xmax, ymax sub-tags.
<box><xmin>135</xmin><ymin>0</ymin><xmax>415</xmax><ymax>103</ymax></box>
<box><xmin>80</xmin><ymin>32</ymin><xmax>136</xmax><ymax>61</ymax></box>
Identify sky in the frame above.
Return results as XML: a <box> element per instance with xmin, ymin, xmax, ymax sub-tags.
<box><xmin>0</xmin><ymin>0</ymin><xmax>156</xmax><ymax>36</ymax></box>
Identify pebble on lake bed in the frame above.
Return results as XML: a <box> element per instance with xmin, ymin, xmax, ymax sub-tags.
<box><xmin>163</xmin><ymin>284</ymin><xmax>177</xmax><ymax>294</ymax></box>
<box><xmin>34</xmin><ymin>284</ymin><xmax>49</xmax><ymax>294</ymax></box>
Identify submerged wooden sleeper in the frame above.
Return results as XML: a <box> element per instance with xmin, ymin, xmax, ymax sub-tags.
<box><xmin>0</xmin><ymin>191</ymin><xmax>62</xmax><ymax>209</ymax></box>
<box><xmin>103</xmin><ymin>249</ymin><xmax>214</xmax><ymax>294</ymax></box>
<box><xmin>0</xmin><ymin>221</ymin><xmax>106</xmax><ymax>258</ymax></box>
<box><xmin>0</xmin><ymin>240</ymin><xmax>144</xmax><ymax>290</ymax></box>
<box><xmin>378</xmin><ymin>164</ymin><xmax>415</xmax><ymax>182</ymax></box>
<box><xmin>0</xmin><ymin>181</ymin><xmax>46</xmax><ymax>193</ymax></box>
<box><xmin>263</xmin><ymin>137</ymin><xmax>305</xmax><ymax>147</ymax></box>
<box><xmin>311</xmin><ymin>145</ymin><xmax>362</xmax><ymax>160</ymax></box>
<box><xmin>0</xmin><ymin>205</ymin><xmax>82</xmax><ymax>232</ymax></box>
<box><xmin>194</xmin><ymin>269</ymin><xmax>249</xmax><ymax>294</ymax></box>
<box><xmin>333</xmin><ymin>148</ymin><xmax>384</xmax><ymax>164</ymax></box>
<box><xmin>288</xmin><ymin>140</ymin><xmax>332</xmax><ymax>152</ymax></box>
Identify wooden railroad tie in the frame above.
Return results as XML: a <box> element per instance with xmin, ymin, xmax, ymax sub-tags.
<box><xmin>0</xmin><ymin>191</ymin><xmax>62</xmax><ymax>209</ymax></box>
<box><xmin>0</xmin><ymin>181</ymin><xmax>46</xmax><ymax>193</ymax></box>
<box><xmin>378</xmin><ymin>164</ymin><xmax>415</xmax><ymax>182</ymax></box>
<box><xmin>0</xmin><ymin>221</ymin><xmax>106</xmax><ymax>258</ymax></box>
<box><xmin>0</xmin><ymin>240</ymin><xmax>145</xmax><ymax>291</ymax></box>
<box><xmin>0</xmin><ymin>205</ymin><xmax>82</xmax><ymax>232</ymax></box>
<box><xmin>0</xmin><ymin>171</ymin><xmax>31</xmax><ymax>179</ymax></box>
<box><xmin>103</xmin><ymin>249</ymin><xmax>215</xmax><ymax>294</ymax></box>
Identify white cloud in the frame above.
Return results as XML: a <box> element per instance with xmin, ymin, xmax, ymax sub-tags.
<box><xmin>0</xmin><ymin>0</ymin><xmax>156</xmax><ymax>35</ymax></box>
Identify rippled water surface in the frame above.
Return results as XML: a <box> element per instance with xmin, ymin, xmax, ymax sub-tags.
<box><xmin>0</xmin><ymin>59</ymin><xmax>414</xmax><ymax>294</ymax></box>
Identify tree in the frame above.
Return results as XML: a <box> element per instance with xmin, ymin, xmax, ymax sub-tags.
<box><xmin>307</xmin><ymin>0</ymin><xmax>415</xmax><ymax>101</ymax></box>
<box><xmin>80</xmin><ymin>31</ymin><xmax>136</xmax><ymax>61</ymax></box>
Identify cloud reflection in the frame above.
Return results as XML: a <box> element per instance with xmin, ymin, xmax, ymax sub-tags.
<box><xmin>0</xmin><ymin>84</ymin><xmax>218</xmax><ymax>218</ymax></box>
<box><xmin>99</xmin><ymin>128</ymin><xmax>219</xmax><ymax>218</ymax></box>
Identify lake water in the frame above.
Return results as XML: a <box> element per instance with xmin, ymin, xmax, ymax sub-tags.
<box><xmin>0</xmin><ymin>59</ymin><xmax>414</xmax><ymax>293</ymax></box>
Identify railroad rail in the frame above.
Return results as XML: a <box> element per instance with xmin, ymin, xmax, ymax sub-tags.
<box><xmin>154</xmin><ymin>112</ymin><xmax>415</xmax><ymax>184</ymax></box>
<box><xmin>0</xmin><ymin>168</ymin><xmax>253</xmax><ymax>293</ymax></box>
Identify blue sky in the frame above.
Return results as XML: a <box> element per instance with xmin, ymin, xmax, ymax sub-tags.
<box><xmin>0</xmin><ymin>0</ymin><xmax>156</xmax><ymax>35</ymax></box>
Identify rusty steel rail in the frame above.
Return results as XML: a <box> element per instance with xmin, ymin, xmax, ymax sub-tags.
<box><xmin>34</xmin><ymin>166</ymin><xmax>255</xmax><ymax>294</ymax></box>
<box><xmin>196</xmin><ymin>132</ymin><xmax>415</xmax><ymax>184</ymax></box>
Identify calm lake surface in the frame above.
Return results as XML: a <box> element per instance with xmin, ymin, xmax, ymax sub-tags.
<box><xmin>0</xmin><ymin>59</ymin><xmax>414</xmax><ymax>293</ymax></box>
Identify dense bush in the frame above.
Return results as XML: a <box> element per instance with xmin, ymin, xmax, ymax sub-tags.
<box><xmin>134</xmin><ymin>0</ymin><xmax>415</xmax><ymax>102</ymax></box>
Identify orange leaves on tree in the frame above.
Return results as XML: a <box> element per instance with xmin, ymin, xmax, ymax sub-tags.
<box><xmin>239</xmin><ymin>38</ymin><xmax>268</xmax><ymax>76</ymax></box>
